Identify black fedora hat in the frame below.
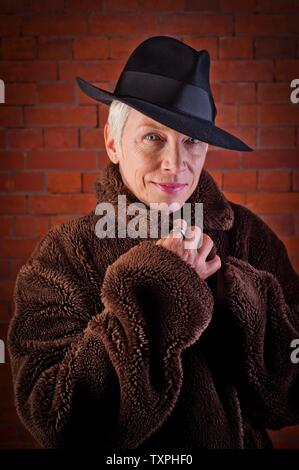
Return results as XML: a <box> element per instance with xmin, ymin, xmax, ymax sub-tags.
<box><xmin>76</xmin><ymin>35</ymin><xmax>253</xmax><ymax>152</ymax></box>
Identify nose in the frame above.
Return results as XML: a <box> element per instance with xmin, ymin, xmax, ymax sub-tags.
<box><xmin>160</xmin><ymin>140</ymin><xmax>187</xmax><ymax>173</ymax></box>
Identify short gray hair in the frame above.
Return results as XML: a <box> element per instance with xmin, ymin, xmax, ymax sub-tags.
<box><xmin>107</xmin><ymin>99</ymin><xmax>132</xmax><ymax>151</ymax></box>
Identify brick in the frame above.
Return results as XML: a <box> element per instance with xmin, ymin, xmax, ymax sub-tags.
<box><xmin>211</xmin><ymin>83</ymin><xmax>221</xmax><ymax>104</ymax></box>
<box><xmin>24</xmin><ymin>106</ymin><xmax>97</xmax><ymax>126</ymax></box>
<box><xmin>222</xmin><ymin>191</ymin><xmax>246</xmax><ymax>204</ymax></box>
<box><xmin>0</xmin><ymin>107</ymin><xmax>23</xmax><ymax>127</ymax></box>
<box><xmin>28</xmin><ymin>193</ymin><xmax>95</xmax><ymax>214</ymax></box>
<box><xmin>47</xmin><ymin>172</ymin><xmax>81</xmax><ymax>193</ymax></box>
<box><xmin>246</xmin><ymin>193</ymin><xmax>299</xmax><ymax>214</ymax></box>
<box><xmin>99</xmin><ymin>104</ymin><xmax>109</xmax><ymax>127</ymax></box>
<box><xmin>38</xmin><ymin>37</ymin><xmax>73</xmax><ymax>59</ymax></box>
<box><xmin>49</xmin><ymin>214</ymin><xmax>81</xmax><ymax>227</ymax></box>
<box><xmin>0</xmin><ymin>152</ymin><xmax>24</xmax><ymax>170</ymax></box>
<box><xmin>0</xmin><ymin>258</ymin><xmax>10</xmax><ymax>280</ymax></box>
<box><xmin>0</xmin><ymin>400</ymin><xmax>24</xmax><ymax>425</ymax></box>
<box><xmin>260</xmin><ymin>128</ymin><xmax>296</xmax><ymax>149</ymax></box>
<box><xmin>157</xmin><ymin>14</ymin><xmax>233</xmax><ymax>35</ymax></box>
<box><xmin>0</xmin><ymin>280</ymin><xmax>15</xmax><ymax>300</ymax></box>
<box><xmin>293</xmin><ymin>171</ymin><xmax>299</xmax><ymax>191</ymax></box>
<box><xmin>80</xmin><ymin>128</ymin><xmax>105</xmax><ymax>148</ymax></box>
<box><xmin>1</xmin><ymin>37</ymin><xmax>37</xmax><ymax>60</ymax></box>
<box><xmin>98</xmin><ymin>151</ymin><xmax>110</xmax><ymax>169</ymax></box>
<box><xmin>27</xmin><ymin>150</ymin><xmax>97</xmax><ymax>170</ymax></box>
<box><xmin>242</xmin><ymin>150</ymin><xmax>299</xmax><ymax>169</ymax></box>
<box><xmin>0</xmin><ymin>129</ymin><xmax>5</xmax><ymax>148</ymax></box>
<box><xmin>212</xmin><ymin>60</ymin><xmax>273</xmax><ymax>82</ymax></box>
<box><xmin>180</xmin><ymin>37</ymin><xmax>218</xmax><ymax>59</ymax></box>
<box><xmin>209</xmin><ymin>171</ymin><xmax>222</xmax><ymax>189</ymax></box>
<box><xmin>0</xmin><ymin>172</ymin><xmax>45</xmax><ymax>192</ymax></box>
<box><xmin>259</xmin><ymin>214</ymin><xmax>295</xmax><ymax>237</ymax></box>
<box><xmin>89</xmin><ymin>13</ymin><xmax>159</xmax><ymax>35</ymax></box>
<box><xmin>138</xmin><ymin>0</ymin><xmax>183</xmax><ymax>10</ymax></box>
<box><xmin>219</xmin><ymin>37</ymin><xmax>253</xmax><ymax>59</ymax></box>
<box><xmin>110</xmin><ymin>36</ymin><xmax>150</xmax><ymax>59</ymax></box>
<box><xmin>221</xmin><ymin>83</ymin><xmax>256</xmax><ymax>104</ymax></box>
<box><xmin>38</xmin><ymin>82</ymin><xmax>74</xmax><ymax>104</ymax></box>
<box><xmin>59</xmin><ymin>60</ymin><xmax>124</xmax><ymax>82</ymax></box>
<box><xmin>0</xmin><ymin>239</ymin><xmax>38</xmax><ymax>259</ymax></box>
<box><xmin>0</xmin><ymin>15</ymin><xmax>20</xmax><ymax>36</ymax></box>
<box><xmin>223</xmin><ymin>170</ymin><xmax>257</xmax><ymax>191</ymax></box>
<box><xmin>239</xmin><ymin>105</ymin><xmax>257</xmax><ymax>126</ymax></box>
<box><xmin>0</xmin><ymin>216</ymin><xmax>13</xmax><ymax>236</ymax></box>
<box><xmin>258</xmin><ymin>83</ymin><xmax>291</xmax><ymax>104</ymax></box>
<box><xmin>220</xmin><ymin>0</ymin><xmax>256</xmax><ymax>11</ymax></box>
<box><xmin>44</xmin><ymin>128</ymin><xmax>78</xmax><ymax>148</ymax></box>
<box><xmin>256</xmin><ymin>0</ymin><xmax>299</xmax><ymax>13</ymax></box>
<box><xmin>260</xmin><ymin>105</ymin><xmax>299</xmax><ymax>126</ymax></box>
<box><xmin>82</xmin><ymin>172</ymin><xmax>98</xmax><ymax>192</ymax></box>
<box><xmin>255</xmin><ymin>37</ymin><xmax>297</xmax><ymax>59</ymax></box>
<box><xmin>5</xmin><ymin>84</ymin><xmax>37</xmax><ymax>105</ymax></box>
<box><xmin>22</xmin><ymin>15</ymin><xmax>87</xmax><ymax>36</ymax></box>
<box><xmin>1</xmin><ymin>61</ymin><xmax>57</xmax><ymax>82</ymax></box>
<box><xmin>78</xmin><ymin>82</ymin><xmax>114</xmax><ymax>105</ymax></box>
<box><xmin>0</xmin><ymin>195</ymin><xmax>26</xmax><ymax>215</ymax></box>
<box><xmin>0</xmin><ymin>300</ymin><xmax>10</xmax><ymax>321</ymax></box>
<box><xmin>74</xmin><ymin>37</ymin><xmax>109</xmax><ymax>59</ymax></box>
<box><xmin>0</xmin><ymin>0</ymin><xmax>65</xmax><ymax>14</ymax></box>
<box><xmin>65</xmin><ymin>0</ymin><xmax>104</xmax><ymax>9</ymax></box>
<box><xmin>280</xmin><ymin>236</ymin><xmax>299</xmax><ymax>257</ymax></box>
<box><xmin>11</xmin><ymin>258</ymin><xmax>29</xmax><ymax>279</ymax></box>
<box><xmin>223</xmin><ymin>127</ymin><xmax>256</xmax><ymax>149</ymax></box>
<box><xmin>258</xmin><ymin>170</ymin><xmax>291</xmax><ymax>191</ymax></box>
<box><xmin>205</xmin><ymin>150</ymin><xmax>240</xmax><ymax>169</ymax></box>
<box><xmin>108</xmin><ymin>0</ymin><xmax>162</xmax><ymax>13</ymax></box>
<box><xmin>235</xmin><ymin>15</ymin><xmax>299</xmax><ymax>36</ymax></box>
<box><xmin>185</xmin><ymin>0</ymin><xmax>220</xmax><ymax>11</ymax></box>
<box><xmin>216</xmin><ymin>105</ymin><xmax>238</xmax><ymax>126</ymax></box>
<box><xmin>275</xmin><ymin>60</ymin><xmax>299</xmax><ymax>81</ymax></box>
<box><xmin>7</xmin><ymin>129</ymin><xmax>43</xmax><ymax>149</ymax></box>
<box><xmin>15</xmin><ymin>215</ymin><xmax>49</xmax><ymax>237</ymax></box>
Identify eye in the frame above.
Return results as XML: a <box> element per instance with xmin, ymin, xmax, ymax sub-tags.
<box><xmin>187</xmin><ymin>137</ymin><xmax>201</xmax><ymax>144</ymax></box>
<box><xmin>144</xmin><ymin>133</ymin><xmax>160</xmax><ymax>142</ymax></box>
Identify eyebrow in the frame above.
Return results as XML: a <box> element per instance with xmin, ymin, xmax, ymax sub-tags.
<box><xmin>137</xmin><ymin>123</ymin><xmax>167</xmax><ymax>131</ymax></box>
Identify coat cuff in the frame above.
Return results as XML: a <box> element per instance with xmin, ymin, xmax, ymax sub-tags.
<box><xmin>99</xmin><ymin>240</ymin><xmax>214</xmax><ymax>355</ymax></box>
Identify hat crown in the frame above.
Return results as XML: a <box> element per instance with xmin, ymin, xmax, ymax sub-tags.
<box><xmin>126</xmin><ymin>36</ymin><xmax>209</xmax><ymax>87</ymax></box>
<box><xmin>115</xmin><ymin>35</ymin><xmax>217</xmax><ymax>122</ymax></box>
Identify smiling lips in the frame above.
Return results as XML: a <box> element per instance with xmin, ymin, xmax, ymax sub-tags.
<box><xmin>152</xmin><ymin>182</ymin><xmax>187</xmax><ymax>193</ymax></box>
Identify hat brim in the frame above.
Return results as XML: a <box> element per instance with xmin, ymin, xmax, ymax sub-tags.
<box><xmin>76</xmin><ymin>77</ymin><xmax>253</xmax><ymax>152</ymax></box>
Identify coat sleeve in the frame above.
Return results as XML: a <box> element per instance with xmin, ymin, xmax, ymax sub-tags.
<box><xmin>7</xmin><ymin>227</ymin><xmax>213</xmax><ymax>449</ymax></box>
<box><xmin>218</xmin><ymin>208</ymin><xmax>299</xmax><ymax>430</ymax></box>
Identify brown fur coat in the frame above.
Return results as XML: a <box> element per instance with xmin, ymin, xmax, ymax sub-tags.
<box><xmin>7</xmin><ymin>162</ymin><xmax>299</xmax><ymax>449</ymax></box>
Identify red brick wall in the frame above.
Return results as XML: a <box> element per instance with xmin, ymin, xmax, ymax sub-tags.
<box><xmin>0</xmin><ymin>0</ymin><xmax>299</xmax><ymax>449</ymax></box>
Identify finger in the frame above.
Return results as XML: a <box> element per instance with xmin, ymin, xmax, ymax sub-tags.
<box><xmin>197</xmin><ymin>234</ymin><xmax>214</xmax><ymax>261</ymax></box>
<box><xmin>169</xmin><ymin>218</ymin><xmax>188</xmax><ymax>239</ymax></box>
<box><xmin>183</xmin><ymin>225</ymin><xmax>202</xmax><ymax>251</ymax></box>
<box><xmin>205</xmin><ymin>255</ymin><xmax>222</xmax><ymax>278</ymax></box>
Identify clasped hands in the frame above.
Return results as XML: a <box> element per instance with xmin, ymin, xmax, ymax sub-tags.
<box><xmin>156</xmin><ymin>218</ymin><xmax>221</xmax><ymax>281</ymax></box>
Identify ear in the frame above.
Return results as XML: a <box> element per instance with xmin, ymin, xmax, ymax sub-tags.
<box><xmin>104</xmin><ymin>123</ymin><xmax>119</xmax><ymax>164</ymax></box>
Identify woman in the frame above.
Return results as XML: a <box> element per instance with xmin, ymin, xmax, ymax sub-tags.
<box><xmin>7</xmin><ymin>36</ymin><xmax>299</xmax><ymax>450</ymax></box>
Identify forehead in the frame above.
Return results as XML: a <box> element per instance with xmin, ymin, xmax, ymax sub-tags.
<box><xmin>130</xmin><ymin>108</ymin><xmax>171</xmax><ymax>132</ymax></box>
<box><xmin>132</xmin><ymin>111</ymin><xmax>182</xmax><ymax>134</ymax></box>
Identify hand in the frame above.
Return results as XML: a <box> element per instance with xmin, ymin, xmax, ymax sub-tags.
<box><xmin>156</xmin><ymin>218</ymin><xmax>221</xmax><ymax>280</ymax></box>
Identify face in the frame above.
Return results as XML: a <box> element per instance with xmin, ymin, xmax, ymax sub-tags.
<box><xmin>104</xmin><ymin>108</ymin><xmax>208</xmax><ymax>211</ymax></box>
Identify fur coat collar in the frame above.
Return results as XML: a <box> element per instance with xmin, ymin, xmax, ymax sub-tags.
<box><xmin>94</xmin><ymin>161</ymin><xmax>234</xmax><ymax>232</ymax></box>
